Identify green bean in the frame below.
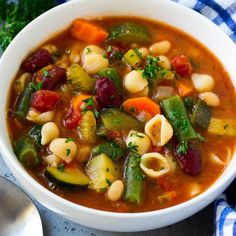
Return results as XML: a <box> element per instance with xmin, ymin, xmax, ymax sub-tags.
<box><xmin>124</xmin><ymin>152</ymin><xmax>144</xmax><ymax>204</ymax></box>
<box><xmin>15</xmin><ymin>82</ymin><xmax>35</xmax><ymax>119</ymax></box>
<box><xmin>161</xmin><ymin>95</ymin><xmax>198</xmax><ymax>142</ymax></box>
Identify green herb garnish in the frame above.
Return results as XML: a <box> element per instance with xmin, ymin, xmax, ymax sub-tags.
<box><xmin>66</xmin><ymin>149</ymin><xmax>71</xmax><ymax>156</ymax></box>
<box><xmin>127</xmin><ymin>142</ymin><xmax>138</xmax><ymax>152</ymax></box>
<box><xmin>42</xmin><ymin>68</ymin><xmax>49</xmax><ymax>77</ymax></box>
<box><xmin>57</xmin><ymin>163</ymin><xmax>65</xmax><ymax>173</ymax></box>
<box><xmin>32</xmin><ymin>82</ymin><xmax>43</xmax><ymax>91</ymax></box>
<box><xmin>105</xmin><ymin>178</ymin><xmax>112</xmax><ymax>186</ymax></box>
<box><xmin>0</xmin><ymin>0</ymin><xmax>57</xmax><ymax>51</ymax></box>
<box><xmin>65</xmin><ymin>138</ymin><xmax>74</xmax><ymax>143</ymax></box>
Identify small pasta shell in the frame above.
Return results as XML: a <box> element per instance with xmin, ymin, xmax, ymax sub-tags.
<box><xmin>123</xmin><ymin>70</ymin><xmax>148</xmax><ymax>93</ymax></box>
<box><xmin>199</xmin><ymin>92</ymin><xmax>220</xmax><ymax>107</ymax></box>
<box><xmin>158</xmin><ymin>55</ymin><xmax>171</xmax><ymax>70</ymax></box>
<box><xmin>149</xmin><ymin>40</ymin><xmax>171</xmax><ymax>55</ymax></box>
<box><xmin>41</xmin><ymin>122</ymin><xmax>60</xmax><ymax>145</ymax></box>
<box><xmin>49</xmin><ymin>138</ymin><xmax>77</xmax><ymax>163</ymax></box>
<box><xmin>191</xmin><ymin>73</ymin><xmax>215</xmax><ymax>92</ymax></box>
<box><xmin>26</xmin><ymin>108</ymin><xmax>55</xmax><ymax>124</ymax></box>
<box><xmin>126</xmin><ymin>130</ymin><xmax>151</xmax><ymax>155</ymax></box>
<box><xmin>107</xmin><ymin>180</ymin><xmax>124</xmax><ymax>202</ymax></box>
<box><xmin>81</xmin><ymin>45</ymin><xmax>105</xmax><ymax>59</ymax></box>
<box><xmin>44</xmin><ymin>154</ymin><xmax>61</xmax><ymax>167</ymax></box>
<box><xmin>145</xmin><ymin>114</ymin><xmax>173</xmax><ymax>146</ymax></box>
<box><xmin>140</xmin><ymin>152</ymin><xmax>171</xmax><ymax>178</ymax></box>
<box><xmin>82</xmin><ymin>54</ymin><xmax>109</xmax><ymax>74</ymax></box>
<box><xmin>209</xmin><ymin>153</ymin><xmax>225</xmax><ymax>166</ymax></box>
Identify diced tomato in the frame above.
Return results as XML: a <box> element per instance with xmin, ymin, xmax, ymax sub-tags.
<box><xmin>30</xmin><ymin>90</ymin><xmax>60</xmax><ymax>112</ymax></box>
<box><xmin>63</xmin><ymin>94</ymin><xmax>98</xmax><ymax>129</ymax></box>
<box><xmin>171</xmin><ymin>55</ymin><xmax>193</xmax><ymax>77</ymax></box>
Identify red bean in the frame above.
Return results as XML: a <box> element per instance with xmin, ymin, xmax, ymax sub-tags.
<box><xmin>95</xmin><ymin>77</ymin><xmax>122</xmax><ymax>108</ymax></box>
<box><xmin>33</xmin><ymin>65</ymin><xmax>66</xmax><ymax>90</ymax></box>
<box><xmin>173</xmin><ymin>143</ymin><xmax>201</xmax><ymax>176</ymax></box>
<box><xmin>171</xmin><ymin>55</ymin><xmax>192</xmax><ymax>77</ymax></box>
<box><xmin>22</xmin><ymin>49</ymin><xmax>52</xmax><ymax>73</ymax></box>
<box><xmin>30</xmin><ymin>90</ymin><xmax>60</xmax><ymax>112</ymax></box>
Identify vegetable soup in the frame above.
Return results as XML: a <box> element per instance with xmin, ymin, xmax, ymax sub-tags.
<box><xmin>7</xmin><ymin>17</ymin><xmax>236</xmax><ymax>213</ymax></box>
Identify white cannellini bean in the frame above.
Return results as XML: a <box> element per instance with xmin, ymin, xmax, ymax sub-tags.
<box><xmin>191</xmin><ymin>73</ymin><xmax>215</xmax><ymax>92</ymax></box>
<box><xmin>82</xmin><ymin>54</ymin><xmax>109</xmax><ymax>74</ymax></box>
<box><xmin>126</xmin><ymin>130</ymin><xmax>151</xmax><ymax>155</ymax></box>
<box><xmin>41</xmin><ymin>122</ymin><xmax>60</xmax><ymax>145</ymax></box>
<box><xmin>44</xmin><ymin>154</ymin><xmax>61</xmax><ymax>167</ymax></box>
<box><xmin>139</xmin><ymin>47</ymin><xmax>149</xmax><ymax>58</ymax></box>
<box><xmin>42</xmin><ymin>44</ymin><xmax>58</xmax><ymax>54</ymax></box>
<box><xmin>14</xmin><ymin>73</ymin><xmax>31</xmax><ymax>93</ymax></box>
<box><xmin>199</xmin><ymin>92</ymin><xmax>220</xmax><ymax>107</ymax></box>
<box><xmin>123</xmin><ymin>70</ymin><xmax>148</xmax><ymax>93</ymax></box>
<box><xmin>149</xmin><ymin>40</ymin><xmax>171</xmax><ymax>55</ymax></box>
<box><xmin>145</xmin><ymin>114</ymin><xmax>173</xmax><ymax>146</ymax></box>
<box><xmin>157</xmin><ymin>55</ymin><xmax>171</xmax><ymax>70</ymax></box>
<box><xmin>81</xmin><ymin>45</ymin><xmax>105</xmax><ymax>59</ymax></box>
<box><xmin>69</xmin><ymin>50</ymin><xmax>81</xmax><ymax>64</ymax></box>
<box><xmin>26</xmin><ymin>108</ymin><xmax>55</xmax><ymax>124</ymax></box>
<box><xmin>49</xmin><ymin>138</ymin><xmax>77</xmax><ymax>163</ymax></box>
<box><xmin>140</xmin><ymin>152</ymin><xmax>171</xmax><ymax>178</ymax></box>
<box><xmin>107</xmin><ymin>180</ymin><xmax>124</xmax><ymax>202</ymax></box>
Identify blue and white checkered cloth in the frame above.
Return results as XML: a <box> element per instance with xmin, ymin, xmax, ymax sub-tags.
<box><xmin>58</xmin><ymin>0</ymin><xmax>236</xmax><ymax>235</ymax></box>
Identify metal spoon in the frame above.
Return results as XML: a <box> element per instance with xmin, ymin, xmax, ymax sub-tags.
<box><xmin>0</xmin><ymin>176</ymin><xmax>43</xmax><ymax>236</ymax></box>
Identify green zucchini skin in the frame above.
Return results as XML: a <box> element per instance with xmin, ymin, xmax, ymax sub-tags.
<box><xmin>13</xmin><ymin>136</ymin><xmax>40</xmax><ymax>167</ymax></box>
<box><xmin>161</xmin><ymin>95</ymin><xmax>198</xmax><ymax>142</ymax></box>
<box><xmin>100</xmin><ymin>108</ymin><xmax>142</xmax><ymax>134</ymax></box>
<box><xmin>45</xmin><ymin>167</ymin><xmax>90</xmax><ymax>189</ymax></box>
<box><xmin>108</xmin><ymin>22</ymin><xmax>151</xmax><ymax>44</ymax></box>
<box><xmin>191</xmin><ymin>99</ymin><xmax>211</xmax><ymax>129</ymax></box>
<box><xmin>29</xmin><ymin>125</ymin><xmax>42</xmax><ymax>147</ymax></box>
<box><xmin>124</xmin><ymin>152</ymin><xmax>144</xmax><ymax>204</ymax></box>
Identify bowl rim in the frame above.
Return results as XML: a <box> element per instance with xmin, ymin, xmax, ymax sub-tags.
<box><xmin>0</xmin><ymin>0</ymin><xmax>236</xmax><ymax>221</ymax></box>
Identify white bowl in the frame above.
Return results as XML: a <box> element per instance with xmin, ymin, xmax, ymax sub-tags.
<box><xmin>0</xmin><ymin>0</ymin><xmax>236</xmax><ymax>232</ymax></box>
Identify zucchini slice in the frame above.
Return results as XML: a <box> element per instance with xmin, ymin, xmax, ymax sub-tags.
<box><xmin>45</xmin><ymin>166</ymin><xmax>90</xmax><ymax>188</ymax></box>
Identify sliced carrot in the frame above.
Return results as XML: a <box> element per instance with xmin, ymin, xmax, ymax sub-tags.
<box><xmin>177</xmin><ymin>79</ymin><xmax>194</xmax><ymax>97</ymax></box>
<box><xmin>122</xmin><ymin>97</ymin><xmax>161</xmax><ymax>120</ymax></box>
<box><xmin>71</xmin><ymin>19</ymin><xmax>108</xmax><ymax>44</ymax></box>
<box><xmin>72</xmin><ymin>94</ymin><xmax>91</xmax><ymax>111</ymax></box>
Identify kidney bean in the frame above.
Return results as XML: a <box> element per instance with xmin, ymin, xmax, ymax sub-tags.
<box><xmin>95</xmin><ymin>77</ymin><xmax>122</xmax><ymax>108</ymax></box>
<box><xmin>173</xmin><ymin>143</ymin><xmax>201</xmax><ymax>176</ymax></box>
<box><xmin>33</xmin><ymin>65</ymin><xmax>66</xmax><ymax>90</ymax></box>
<box><xmin>171</xmin><ymin>55</ymin><xmax>192</xmax><ymax>77</ymax></box>
<box><xmin>30</xmin><ymin>90</ymin><xmax>60</xmax><ymax>112</ymax></box>
<box><xmin>22</xmin><ymin>49</ymin><xmax>52</xmax><ymax>73</ymax></box>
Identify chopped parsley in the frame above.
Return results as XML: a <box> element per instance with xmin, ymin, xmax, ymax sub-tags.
<box><xmin>105</xmin><ymin>178</ymin><xmax>112</xmax><ymax>186</ymax></box>
<box><xmin>129</xmin><ymin>106</ymin><xmax>136</xmax><ymax>113</ymax></box>
<box><xmin>57</xmin><ymin>163</ymin><xmax>65</xmax><ymax>172</ymax></box>
<box><xmin>177</xmin><ymin>141</ymin><xmax>188</xmax><ymax>156</ymax></box>
<box><xmin>102</xmin><ymin>54</ymin><xmax>107</xmax><ymax>59</ymax></box>
<box><xmin>93</xmin><ymin>109</ymin><xmax>100</xmax><ymax>119</ymax></box>
<box><xmin>65</xmin><ymin>138</ymin><xmax>74</xmax><ymax>143</ymax></box>
<box><xmin>131</xmin><ymin>133</ymin><xmax>144</xmax><ymax>138</ymax></box>
<box><xmin>66</xmin><ymin>149</ymin><xmax>71</xmax><ymax>156</ymax></box>
<box><xmin>134</xmin><ymin>48</ymin><xmax>142</xmax><ymax>58</ymax></box>
<box><xmin>42</xmin><ymin>68</ymin><xmax>49</xmax><ymax>77</ymax></box>
<box><xmin>32</xmin><ymin>82</ymin><xmax>43</xmax><ymax>91</ymax></box>
<box><xmin>86</xmin><ymin>48</ymin><xmax>92</xmax><ymax>54</ymax></box>
<box><xmin>127</xmin><ymin>142</ymin><xmax>138</xmax><ymax>152</ymax></box>
<box><xmin>224</xmin><ymin>124</ymin><xmax>229</xmax><ymax>130</ymax></box>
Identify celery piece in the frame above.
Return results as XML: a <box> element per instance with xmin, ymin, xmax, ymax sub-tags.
<box><xmin>124</xmin><ymin>49</ymin><xmax>141</xmax><ymax>68</ymax></box>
